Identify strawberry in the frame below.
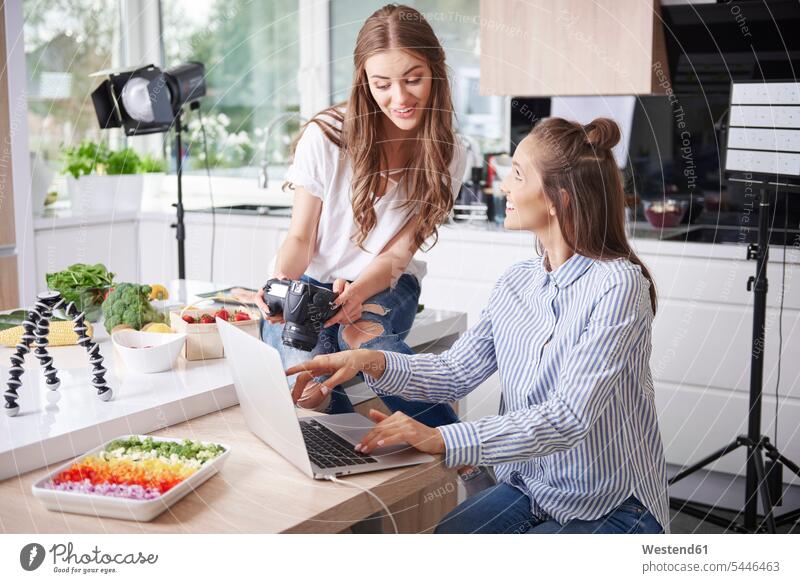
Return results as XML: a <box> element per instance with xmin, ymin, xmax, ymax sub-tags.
<box><xmin>214</xmin><ymin>309</ymin><xmax>230</xmax><ymax>321</ymax></box>
<box><xmin>199</xmin><ymin>314</ymin><xmax>215</xmax><ymax>324</ymax></box>
<box><xmin>182</xmin><ymin>314</ymin><xmax>196</xmax><ymax>324</ymax></box>
<box><xmin>234</xmin><ymin>311</ymin><xmax>251</xmax><ymax>322</ymax></box>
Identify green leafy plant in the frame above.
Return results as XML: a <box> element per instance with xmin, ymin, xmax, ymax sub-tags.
<box><xmin>46</xmin><ymin>263</ymin><xmax>115</xmax><ymax>304</ymax></box>
<box><xmin>104</xmin><ymin>147</ymin><xmax>141</xmax><ymax>175</ymax></box>
<box><xmin>61</xmin><ymin>141</ymin><xmax>159</xmax><ymax>177</ymax></box>
<box><xmin>139</xmin><ymin>154</ymin><xmax>167</xmax><ymax>173</ymax></box>
<box><xmin>61</xmin><ymin>140</ymin><xmax>110</xmax><ymax>179</ymax></box>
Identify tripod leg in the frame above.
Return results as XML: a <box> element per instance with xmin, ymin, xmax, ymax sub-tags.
<box><xmin>763</xmin><ymin>442</ymin><xmax>800</xmax><ymax>478</ymax></box>
<box><xmin>753</xmin><ymin>452</ymin><xmax>777</xmax><ymax>533</ymax></box>
<box><xmin>669</xmin><ymin>440</ymin><xmax>742</xmax><ymax>485</ymax></box>
<box><xmin>31</xmin><ymin>294</ymin><xmax>61</xmax><ymax>391</ymax></box>
<box><xmin>4</xmin><ymin>310</ymin><xmax>40</xmax><ymax>417</ymax></box>
<box><xmin>63</xmin><ymin>301</ymin><xmax>112</xmax><ymax>402</ymax></box>
<box><xmin>774</xmin><ymin>507</ymin><xmax>800</xmax><ymax>529</ymax></box>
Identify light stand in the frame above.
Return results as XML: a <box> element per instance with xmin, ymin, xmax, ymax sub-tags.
<box><xmin>91</xmin><ymin>63</ymin><xmax>206</xmax><ymax>281</ymax></box>
<box><xmin>668</xmin><ymin>81</ymin><xmax>800</xmax><ymax>533</ymax></box>
<box><xmin>173</xmin><ymin>109</ymin><xmax>186</xmax><ymax>279</ymax></box>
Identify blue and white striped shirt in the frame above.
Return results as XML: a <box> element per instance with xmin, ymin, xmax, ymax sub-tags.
<box><xmin>366</xmin><ymin>252</ymin><xmax>670</xmax><ymax>532</ymax></box>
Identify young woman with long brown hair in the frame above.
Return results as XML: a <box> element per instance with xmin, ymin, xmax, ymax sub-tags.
<box><xmin>287</xmin><ymin>117</ymin><xmax>670</xmax><ymax>534</ymax></box>
<box><xmin>256</xmin><ymin>4</ymin><xmax>466</xmax><ymax>426</ymax></box>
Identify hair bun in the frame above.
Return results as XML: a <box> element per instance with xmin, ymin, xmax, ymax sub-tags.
<box><xmin>584</xmin><ymin>118</ymin><xmax>620</xmax><ymax>151</ymax></box>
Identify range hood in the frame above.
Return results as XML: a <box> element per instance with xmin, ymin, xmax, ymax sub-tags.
<box><xmin>660</xmin><ymin>0</ymin><xmax>800</xmax><ymax>94</ymax></box>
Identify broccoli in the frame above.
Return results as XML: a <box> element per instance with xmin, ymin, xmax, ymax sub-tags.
<box><xmin>102</xmin><ymin>283</ymin><xmax>165</xmax><ymax>333</ymax></box>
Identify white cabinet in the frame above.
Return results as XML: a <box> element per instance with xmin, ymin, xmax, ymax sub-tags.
<box><xmin>183</xmin><ymin>216</ymin><xmax>285</xmax><ymax>288</ymax></box>
<box><xmin>139</xmin><ymin>214</ymin><xmax>287</xmax><ymax>289</ymax></box>
<box><xmin>138</xmin><ymin>218</ymin><xmax>178</xmax><ymax>286</ymax></box>
<box><xmin>655</xmin><ymin>381</ymin><xmax>800</xmax><ymax>486</ymax></box>
<box><xmin>641</xmin><ymin>250</ymin><xmax>800</xmax><ymax>484</ymax></box>
<box><xmin>34</xmin><ymin>220</ymin><xmax>138</xmax><ymax>291</ymax></box>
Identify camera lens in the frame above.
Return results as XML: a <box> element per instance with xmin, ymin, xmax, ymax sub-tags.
<box><xmin>282</xmin><ymin>322</ymin><xmax>319</xmax><ymax>352</ymax></box>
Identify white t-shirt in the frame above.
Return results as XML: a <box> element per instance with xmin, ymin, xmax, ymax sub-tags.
<box><xmin>282</xmin><ymin>115</ymin><xmax>467</xmax><ymax>284</ymax></box>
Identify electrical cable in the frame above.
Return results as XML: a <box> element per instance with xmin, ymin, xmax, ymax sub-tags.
<box><xmin>195</xmin><ymin>103</ymin><xmax>216</xmax><ymax>283</ymax></box>
<box><xmin>324</xmin><ymin>474</ymin><xmax>399</xmax><ymax>534</ymax></box>
<box><xmin>774</xmin><ymin>190</ymin><xmax>789</xmax><ymax>446</ymax></box>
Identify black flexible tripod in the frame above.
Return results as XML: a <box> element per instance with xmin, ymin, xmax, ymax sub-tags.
<box><xmin>668</xmin><ymin>182</ymin><xmax>800</xmax><ymax>533</ymax></box>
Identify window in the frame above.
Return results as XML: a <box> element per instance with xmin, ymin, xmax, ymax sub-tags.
<box><xmin>24</xmin><ymin>1</ymin><xmax>121</xmax><ymax>164</ymax></box>
<box><xmin>23</xmin><ymin>1</ymin><xmax>503</xmax><ymax>197</ymax></box>
<box><xmin>330</xmin><ymin>0</ymin><xmax>506</xmax><ymax>153</ymax></box>
<box><xmin>161</xmin><ymin>0</ymin><xmax>301</xmax><ymax>176</ymax></box>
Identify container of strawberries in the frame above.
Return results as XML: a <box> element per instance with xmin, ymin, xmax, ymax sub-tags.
<box><xmin>169</xmin><ymin>306</ymin><xmax>260</xmax><ymax>361</ymax></box>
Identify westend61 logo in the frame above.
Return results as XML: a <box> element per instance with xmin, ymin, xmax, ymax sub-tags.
<box><xmin>19</xmin><ymin>542</ymin><xmax>158</xmax><ymax>575</ymax></box>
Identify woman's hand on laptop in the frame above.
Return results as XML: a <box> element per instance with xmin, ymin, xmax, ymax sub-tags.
<box><xmin>356</xmin><ymin>409</ymin><xmax>445</xmax><ymax>455</ymax></box>
<box><xmin>286</xmin><ymin>350</ymin><xmax>386</xmax><ymax>409</ymax></box>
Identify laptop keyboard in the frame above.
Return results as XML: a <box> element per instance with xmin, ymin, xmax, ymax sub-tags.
<box><xmin>300</xmin><ymin>419</ymin><xmax>378</xmax><ymax>468</ymax></box>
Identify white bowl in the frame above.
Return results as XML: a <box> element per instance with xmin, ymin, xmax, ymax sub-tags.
<box><xmin>111</xmin><ymin>330</ymin><xmax>186</xmax><ymax>373</ymax></box>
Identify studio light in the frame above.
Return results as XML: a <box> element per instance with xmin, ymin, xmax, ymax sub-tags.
<box><xmin>91</xmin><ymin>62</ymin><xmax>205</xmax><ymax>135</ymax></box>
<box><xmin>90</xmin><ymin>62</ymin><xmax>206</xmax><ymax>279</ymax></box>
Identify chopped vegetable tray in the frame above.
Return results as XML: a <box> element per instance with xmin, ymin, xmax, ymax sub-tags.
<box><xmin>32</xmin><ymin>435</ymin><xmax>230</xmax><ymax>522</ymax></box>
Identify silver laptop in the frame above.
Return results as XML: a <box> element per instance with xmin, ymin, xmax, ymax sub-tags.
<box><xmin>216</xmin><ymin>318</ymin><xmax>434</xmax><ymax>479</ymax></box>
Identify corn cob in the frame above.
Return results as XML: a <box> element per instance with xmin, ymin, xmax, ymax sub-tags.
<box><xmin>0</xmin><ymin>320</ymin><xmax>94</xmax><ymax>348</ymax></box>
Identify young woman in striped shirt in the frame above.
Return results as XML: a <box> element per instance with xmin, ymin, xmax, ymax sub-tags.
<box><xmin>287</xmin><ymin>117</ymin><xmax>670</xmax><ymax>534</ymax></box>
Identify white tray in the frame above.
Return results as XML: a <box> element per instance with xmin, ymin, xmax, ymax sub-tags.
<box><xmin>31</xmin><ymin>434</ymin><xmax>230</xmax><ymax>522</ymax></box>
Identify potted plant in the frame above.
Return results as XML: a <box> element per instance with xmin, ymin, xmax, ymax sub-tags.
<box><xmin>62</xmin><ymin>140</ymin><xmax>144</xmax><ymax>213</ymax></box>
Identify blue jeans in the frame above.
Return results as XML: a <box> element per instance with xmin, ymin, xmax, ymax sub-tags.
<box><xmin>435</xmin><ymin>483</ymin><xmax>665</xmax><ymax>534</ymax></box>
<box><xmin>261</xmin><ymin>273</ymin><xmax>459</xmax><ymax>428</ymax></box>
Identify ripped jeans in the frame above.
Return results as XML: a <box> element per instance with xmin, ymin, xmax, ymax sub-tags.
<box><xmin>260</xmin><ymin>273</ymin><xmax>459</xmax><ymax>428</ymax></box>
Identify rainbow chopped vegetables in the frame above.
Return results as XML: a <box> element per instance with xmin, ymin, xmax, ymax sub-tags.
<box><xmin>43</xmin><ymin>436</ymin><xmax>226</xmax><ymax>500</ymax></box>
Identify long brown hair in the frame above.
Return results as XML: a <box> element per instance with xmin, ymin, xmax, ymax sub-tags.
<box><xmin>528</xmin><ymin>117</ymin><xmax>657</xmax><ymax>314</ymax></box>
<box><xmin>289</xmin><ymin>4</ymin><xmax>456</xmax><ymax>251</ymax></box>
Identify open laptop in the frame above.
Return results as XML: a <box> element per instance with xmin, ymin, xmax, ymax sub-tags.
<box><xmin>216</xmin><ymin>318</ymin><xmax>434</xmax><ymax>479</ymax></box>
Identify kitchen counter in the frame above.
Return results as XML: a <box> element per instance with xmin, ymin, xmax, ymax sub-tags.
<box><xmin>35</xmin><ymin>194</ymin><xmax>800</xmax><ymax>265</ymax></box>
<box><xmin>34</xmin><ymin>205</ymin><xmax>140</xmax><ymax>230</ymax></box>
<box><xmin>0</xmin><ymin>280</ymin><xmax>467</xmax><ymax>481</ymax></box>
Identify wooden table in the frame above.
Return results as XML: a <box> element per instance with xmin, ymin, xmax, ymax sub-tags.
<box><xmin>0</xmin><ymin>402</ymin><xmax>460</xmax><ymax>533</ymax></box>
<box><xmin>0</xmin><ymin>281</ymin><xmax>465</xmax><ymax>532</ymax></box>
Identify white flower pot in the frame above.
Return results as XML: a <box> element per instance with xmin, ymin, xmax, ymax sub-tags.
<box><xmin>67</xmin><ymin>174</ymin><xmax>144</xmax><ymax>213</ymax></box>
<box><xmin>141</xmin><ymin>172</ymin><xmax>165</xmax><ymax>199</ymax></box>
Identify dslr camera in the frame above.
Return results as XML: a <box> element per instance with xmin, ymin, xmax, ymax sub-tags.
<box><xmin>262</xmin><ymin>278</ymin><xmax>340</xmax><ymax>351</ymax></box>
